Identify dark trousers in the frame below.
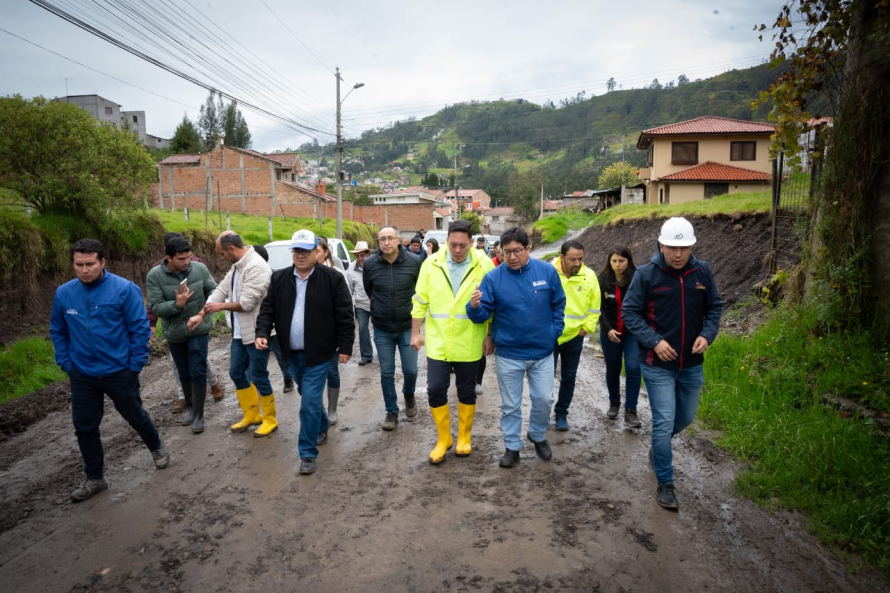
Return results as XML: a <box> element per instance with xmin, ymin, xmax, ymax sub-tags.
<box><xmin>168</xmin><ymin>333</ymin><xmax>209</xmax><ymax>387</ymax></box>
<box><xmin>70</xmin><ymin>368</ymin><xmax>161</xmax><ymax>480</ymax></box>
<box><xmin>427</xmin><ymin>358</ymin><xmax>480</xmax><ymax>408</ymax></box>
<box><xmin>475</xmin><ymin>355</ymin><xmax>487</xmax><ymax>385</ymax></box>
<box><xmin>553</xmin><ymin>334</ymin><xmax>584</xmax><ymax>417</ymax></box>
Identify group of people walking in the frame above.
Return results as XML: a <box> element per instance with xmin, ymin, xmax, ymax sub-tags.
<box><xmin>50</xmin><ymin>215</ymin><xmax>721</xmax><ymax>510</ymax></box>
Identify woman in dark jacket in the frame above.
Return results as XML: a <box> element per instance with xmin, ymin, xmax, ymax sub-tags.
<box><xmin>597</xmin><ymin>246</ymin><xmax>642</xmax><ymax>429</ymax></box>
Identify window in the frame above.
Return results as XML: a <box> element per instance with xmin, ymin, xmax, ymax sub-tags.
<box><xmin>730</xmin><ymin>141</ymin><xmax>756</xmax><ymax>161</ymax></box>
<box><xmin>133</xmin><ymin>115</ymin><xmax>138</xmax><ymax>123</ymax></box>
<box><xmin>276</xmin><ymin>172</ymin><xmax>281</xmax><ymax>181</ymax></box>
<box><xmin>647</xmin><ymin>145</ymin><xmax>653</xmax><ymax>167</ymax></box>
<box><xmin>704</xmin><ymin>183</ymin><xmax>729</xmax><ymax>199</ymax></box>
<box><xmin>671</xmin><ymin>142</ymin><xmax>698</xmax><ymax>165</ymax></box>
<box><xmin>104</xmin><ymin>106</ymin><xmax>113</xmax><ymax>115</ymax></box>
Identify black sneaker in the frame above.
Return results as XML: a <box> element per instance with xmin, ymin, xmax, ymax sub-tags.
<box><xmin>499</xmin><ymin>449</ymin><xmax>520</xmax><ymax>468</ymax></box>
<box><xmin>607</xmin><ymin>403</ymin><xmax>620</xmax><ymax>419</ymax></box>
<box><xmin>298</xmin><ymin>458</ymin><xmax>316</xmax><ymax>475</ymax></box>
<box><xmin>317</xmin><ymin>430</ymin><xmax>328</xmax><ymax>446</ymax></box>
<box><xmin>151</xmin><ymin>444</ymin><xmax>170</xmax><ymax>469</ymax></box>
<box><xmin>404</xmin><ymin>394</ymin><xmax>417</xmax><ymax>418</ymax></box>
<box><xmin>526</xmin><ymin>433</ymin><xmax>553</xmax><ymax>461</ymax></box>
<box><xmin>283</xmin><ymin>377</ymin><xmax>295</xmax><ymax>393</ymax></box>
<box><xmin>70</xmin><ymin>478</ymin><xmax>108</xmax><ymax>502</ymax></box>
<box><xmin>625</xmin><ymin>409</ymin><xmax>642</xmax><ymax>429</ymax></box>
<box><xmin>358</xmin><ymin>359</ymin><xmax>372</xmax><ymax>366</ymax></box>
<box><xmin>656</xmin><ymin>483</ymin><xmax>679</xmax><ymax>509</ymax></box>
<box><xmin>382</xmin><ymin>411</ymin><xmax>398</xmax><ymax>431</ymax></box>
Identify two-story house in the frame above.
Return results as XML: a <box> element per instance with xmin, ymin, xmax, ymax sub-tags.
<box><xmin>636</xmin><ymin>116</ymin><xmax>775</xmax><ymax>204</ymax></box>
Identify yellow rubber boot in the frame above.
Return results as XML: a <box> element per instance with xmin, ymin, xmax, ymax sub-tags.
<box><xmin>455</xmin><ymin>403</ymin><xmax>476</xmax><ymax>457</ymax></box>
<box><xmin>253</xmin><ymin>393</ymin><xmax>279</xmax><ymax>438</ymax></box>
<box><xmin>429</xmin><ymin>404</ymin><xmax>453</xmax><ymax>465</ymax></box>
<box><xmin>230</xmin><ymin>385</ymin><xmax>262</xmax><ymax>433</ymax></box>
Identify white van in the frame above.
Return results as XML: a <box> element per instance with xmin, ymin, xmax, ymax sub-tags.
<box><xmin>264</xmin><ymin>237</ymin><xmax>352</xmax><ymax>272</ymax></box>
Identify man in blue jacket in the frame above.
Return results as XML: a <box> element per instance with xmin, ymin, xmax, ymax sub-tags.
<box><xmin>50</xmin><ymin>239</ymin><xmax>169</xmax><ymax>502</ymax></box>
<box><xmin>468</xmin><ymin>226</ymin><xmax>566</xmax><ymax>468</ymax></box>
<box><xmin>622</xmin><ymin>217</ymin><xmax>723</xmax><ymax>510</ymax></box>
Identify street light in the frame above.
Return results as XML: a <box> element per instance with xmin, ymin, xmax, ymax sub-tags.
<box><xmin>336</xmin><ymin>67</ymin><xmax>364</xmax><ymax>240</ymax></box>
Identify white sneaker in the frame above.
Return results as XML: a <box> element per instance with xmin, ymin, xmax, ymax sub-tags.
<box><xmin>475</xmin><ymin>383</ymin><xmax>483</xmax><ymax>395</ymax></box>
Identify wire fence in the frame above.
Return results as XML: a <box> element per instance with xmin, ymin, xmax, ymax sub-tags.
<box><xmin>768</xmin><ymin>135</ymin><xmax>824</xmax><ymax>276</ymax></box>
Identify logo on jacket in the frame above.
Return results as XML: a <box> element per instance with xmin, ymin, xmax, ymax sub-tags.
<box><xmin>66</xmin><ymin>309</ymin><xmax>78</xmax><ymax>315</ymax></box>
<box><xmin>577</xmin><ymin>285</ymin><xmax>583</xmax><ymax>292</ymax></box>
<box><xmin>696</xmin><ymin>282</ymin><xmax>706</xmax><ymax>290</ymax></box>
<box><xmin>532</xmin><ymin>280</ymin><xmax>547</xmax><ymax>287</ymax></box>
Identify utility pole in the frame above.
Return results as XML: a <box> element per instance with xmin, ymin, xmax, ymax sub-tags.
<box><xmin>453</xmin><ymin>148</ymin><xmax>459</xmax><ymax>217</ymax></box>
<box><xmin>61</xmin><ymin>78</ymin><xmax>72</xmax><ymax>100</ymax></box>
<box><xmin>335</xmin><ymin>67</ymin><xmax>343</xmax><ymax>240</ymax></box>
<box><xmin>621</xmin><ymin>132</ymin><xmax>627</xmax><ymax>205</ymax></box>
<box><xmin>540</xmin><ymin>183</ymin><xmax>544</xmax><ymax>220</ymax></box>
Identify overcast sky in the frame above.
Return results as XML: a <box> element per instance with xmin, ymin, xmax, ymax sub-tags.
<box><xmin>1</xmin><ymin>0</ymin><xmax>784</xmax><ymax>152</ymax></box>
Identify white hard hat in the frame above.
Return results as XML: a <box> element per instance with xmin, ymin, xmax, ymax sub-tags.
<box><xmin>658</xmin><ymin>217</ymin><xmax>696</xmax><ymax>247</ymax></box>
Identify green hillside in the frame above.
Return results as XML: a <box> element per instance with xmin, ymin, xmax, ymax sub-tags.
<box><xmin>300</xmin><ymin>62</ymin><xmax>786</xmax><ymax>198</ymax></box>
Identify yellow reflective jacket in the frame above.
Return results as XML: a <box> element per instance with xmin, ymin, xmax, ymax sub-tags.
<box><xmin>553</xmin><ymin>257</ymin><xmax>601</xmax><ymax>345</ymax></box>
<box><xmin>412</xmin><ymin>247</ymin><xmax>494</xmax><ymax>361</ymax></box>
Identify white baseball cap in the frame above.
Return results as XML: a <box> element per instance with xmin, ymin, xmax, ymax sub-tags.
<box><xmin>289</xmin><ymin>229</ymin><xmax>318</xmax><ymax>250</ymax></box>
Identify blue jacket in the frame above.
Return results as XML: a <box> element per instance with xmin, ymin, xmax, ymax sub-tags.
<box><xmin>621</xmin><ymin>250</ymin><xmax>723</xmax><ymax>370</ymax></box>
<box><xmin>50</xmin><ymin>271</ymin><xmax>151</xmax><ymax>377</ymax></box>
<box><xmin>467</xmin><ymin>258</ymin><xmax>565</xmax><ymax>361</ymax></box>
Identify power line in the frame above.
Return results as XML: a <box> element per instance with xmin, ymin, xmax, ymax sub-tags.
<box><xmin>260</xmin><ymin>0</ymin><xmax>333</xmax><ymax>76</ymax></box>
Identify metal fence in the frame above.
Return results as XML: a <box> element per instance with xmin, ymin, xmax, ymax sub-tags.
<box><xmin>768</xmin><ymin>139</ymin><xmax>823</xmax><ymax>276</ymax></box>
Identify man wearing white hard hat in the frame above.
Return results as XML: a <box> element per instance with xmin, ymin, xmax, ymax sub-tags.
<box><xmin>622</xmin><ymin>217</ymin><xmax>723</xmax><ymax>510</ymax></box>
<box><xmin>347</xmin><ymin>241</ymin><xmax>374</xmax><ymax>366</ymax></box>
<box><xmin>255</xmin><ymin>229</ymin><xmax>354</xmax><ymax>476</ymax></box>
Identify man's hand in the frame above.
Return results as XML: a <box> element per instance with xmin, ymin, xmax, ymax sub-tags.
<box><xmin>339</xmin><ymin>354</ymin><xmax>350</xmax><ymax>364</ymax></box>
<box><xmin>483</xmin><ymin>335</ymin><xmax>494</xmax><ymax>356</ymax></box>
<box><xmin>255</xmin><ymin>337</ymin><xmax>268</xmax><ymax>350</ymax></box>
<box><xmin>607</xmin><ymin>329</ymin><xmax>622</xmax><ymax>343</ymax></box>
<box><xmin>175</xmin><ymin>286</ymin><xmax>193</xmax><ymax>308</ymax></box>
<box><xmin>410</xmin><ymin>332</ymin><xmax>425</xmax><ymax>351</ymax></box>
<box><xmin>691</xmin><ymin>336</ymin><xmax>709</xmax><ymax>355</ymax></box>
<box><xmin>579</xmin><ymin>329</ymin><xmax>587</xmax><ymax>338</ymax></box>
<box><xmin>204</xmin><ymin>301</ymin><xmax>226</xmax><ymax>314</ymax></box>
<box><xmin>653</xmin><ymin>339</ymin><xmax>678</xmax><ymax>362</ymax></box>
<box><xmin>186</xmin><ymin>313</ymin><xmax>204</xmax><ymax>332</ymax></box>
<box><xmin>470</xmin><ymin>285</ymin><xmax>483</xmax><ymax>309</ymax></box>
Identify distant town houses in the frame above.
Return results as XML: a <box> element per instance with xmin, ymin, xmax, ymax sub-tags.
<box><xmin>52</xmin><ymin>94</ymin><xmax>171</xmax><ymax>149</ymax></box>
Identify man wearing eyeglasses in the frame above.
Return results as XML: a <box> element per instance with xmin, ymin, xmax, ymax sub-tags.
<box><xmin>255</xmin><ymin>229</ymin><xmax>354</xmax><ymax>476</ymax></box>
<box><xmin>467</xmin><ymin>226</ymin><xmax>566</xmax><ymax>468</ymax></box>
<box><xmin>362</xmin><ymin>225</ymin><xmax>423</xmax><ymax>431</ymax></box>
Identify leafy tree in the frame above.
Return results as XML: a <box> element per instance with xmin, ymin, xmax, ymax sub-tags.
<box><xmin>170</xmin><ymin>114</ymin><xmax>201</xmax><ymax>153</ymax></box>
<box><xmin>606</xmin><ymin>77</ymin><xmax>617</xmax><ymax>92</ymax></box>
<box><xmin>197</xmin><ymin>91</ymin><xmax>224</xmax><ymax>150</ymax></box>
<box><xmin>0</xmin><ymin>95</ymin><xmax>155</xmax><ymax>221</ymax></box>
<box><xmin>507</xmin><ymin>171</ymin><xmax>544</xmax><ymax>223</ymax></box>
<box><xmin>649</xmin><ymin>78</ymin><xmax>663</xmax><ymax>90</ymax></box>
<box><xmin>222</xmin><ymin>100</ymin><xmax>252</xmax><ymax>149</ymax></box>
<box><xmin>597</xmin><ymin>162</ymin><xmax>640</xmax><ymax>189</ymax></box>
<box><xmin>678</xmin><ymin>73</ymin><xmax>690</xmax><ymax>86</ymax></box>
<box><xmin>459</xmin><ymin>211</ymin><xmax>482</xmax><ymax>234</ymax></box>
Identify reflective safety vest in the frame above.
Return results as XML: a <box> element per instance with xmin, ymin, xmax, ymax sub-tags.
<box><xmin>412</xmin><ymin>247</ymin><xmax>494</xmax><ymax>361</ymax></box>
<box><xmin>553</xmin><ymin>257</ymin><xmax>601</xmax><ymax>345</ymax></box>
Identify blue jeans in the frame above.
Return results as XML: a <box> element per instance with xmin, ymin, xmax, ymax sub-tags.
<box><xmin>69</xmin><ymin>368</ymin><xmax>161</xmax><ymax>480</ymax></box>
<box><xmin>287</xmin><ymin>351</ymin><xmax>332</xmax><ymax>460</ymax></box>
<box><xmin>553</xmin><ymin>334</ymin><xmax>584</xmax><ymax>417</ymax></box>
<box><xmin>267</xmin><ymin>337</ymin><xmax>293</xmax><ymax>382</ymax></box>
<box><xmin>327</xmin><ymin>357</ymin><xmax>340</xmax><ymax>389</ymax></box>
<box><xmin>373</xmin><ymin>327</ymin><xmax>417</xmax><ymax>414</ymax></box>
<box><xmin>495</xmin><ymin>354</ymin><xmax>554</xmax><ymax>451</ymax></box>
<box><xmin>643</xmin><ymin>364</ymin><xmax>705</xmax><ymax>484</ymax></box>
<box><xmin>600</xmin><ymin>329</ymin><xmax>641</xmax><ymax>410</ymax></box>
<box><xmin>230</xmin><ymin>338</ymin><xmax>272</xmax><ymax>396</ymax></box>
<box><xmin>355</xmin><ymin>307</ymin><xmax>373</xmax><ymax>361</ymax></box>
<box><xmin>168</xmin><ymin>333</ymin><xmax>209</xmax><ymax>387</ymax></box>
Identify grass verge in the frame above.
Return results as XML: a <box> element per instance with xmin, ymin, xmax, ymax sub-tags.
<box><xmin>700</xmin><ymin>305</ymin><xmax>890</xmax><ymax>575</ymax></box>
<box><xmin>595</xmin><ymin>190</ymin><xmax>771</xmax><ymax>226</ymax></box>
<box><xmin>0</xmin><ymin>337</ymin><xmax>67</xmax><ymax>404</ymax></box>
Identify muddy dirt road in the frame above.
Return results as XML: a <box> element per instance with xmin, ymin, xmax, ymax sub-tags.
<box><xmin>0</xmin><ymin>334</ymin><xmax>885</xmax><ymax>592</ymax></box>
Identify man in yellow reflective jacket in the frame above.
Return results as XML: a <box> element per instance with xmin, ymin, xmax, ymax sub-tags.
<box><xmin>552</xmin><ymin>240</ymin><xmax>601</xmax><ymax>431</ymax></box>
<box><xmin>411</xmin><ymin>220</ymin><xmax>494</xmax><ymax>464</ymax></box>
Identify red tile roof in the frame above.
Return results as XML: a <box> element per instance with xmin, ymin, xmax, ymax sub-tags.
<box><xmin>656</xmin><ymin>161</ymin><xmax>772</xmax><ymax>182</ymax></box>
<box><xmin>637</xmin><ymin>116</ymin><xmax>774</xmax><ymax>149</ymax></box>
<box><xmin>643</xmin><ymin>116</ymin><xmax>775</xmax><ymax>136</ymax></box>
<box><xmin>264</xmin><ymin>152</ymin><xmax>301</xmax><ymax>168</ymax></box>
<box><xmin>486</xmin><ymin>207</ymin><xmax>515</xmax><ymax>216</ymax></box>
<box><xmin>279</xmin><ymin>180</ymin><xmax>336</xmax><ymax>201</ymax></box>
<box><xmin>444</xmin><ymin>189</ymin><xmax>484</xmax><ymax>198</ymax></box>
<box><xmin>159</xmin><ymin>154</ymin><xmax>201</xmax><ymax>165</ymax></box>
<box><xmin>435</xmin><ymin>208</ymin><xmax>451</xmax><ymax>217</ymax></box>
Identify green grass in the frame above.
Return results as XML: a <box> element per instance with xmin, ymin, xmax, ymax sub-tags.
<box><xmin>594</xmin><ymin>190</ymin><xmax>772</xmax><ymax>226</ymax></box>
<box><xmin>151</xmin><ymin>208</ymin><xmax>377</xmax><ymax>250</ymax></box>
<box><xmin>0</xmin><ymin>337</ymin><xmax>67</xmax><ymax>404</ymax></box>
<box><xmin>700</xmin><ymin>307</ymin><xmax>890</xmax><ymax>574</ymax></box>
<box><xmin>533</xmin><ymin>211</ymin><xmax>598</xmax><ymax>243</ymax></box>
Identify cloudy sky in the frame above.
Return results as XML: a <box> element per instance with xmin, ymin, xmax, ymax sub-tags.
<box><xmin>1</xmin><ymin>0</ymin><xmax>784</xmax><ymax>152</ymax></box>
